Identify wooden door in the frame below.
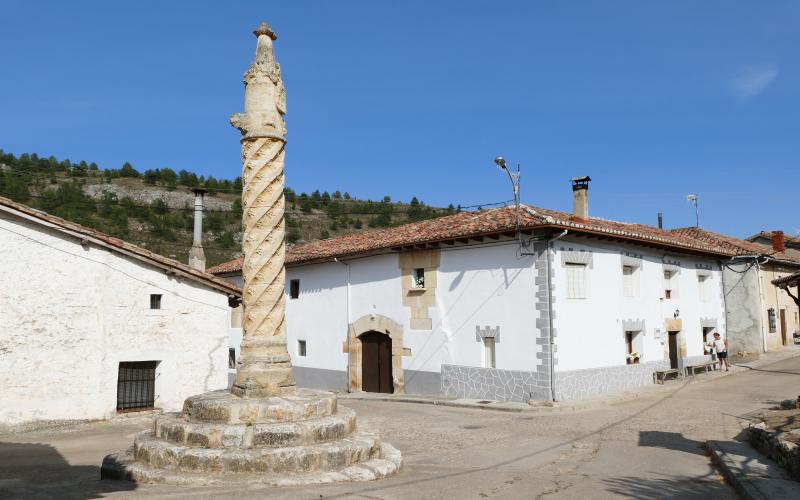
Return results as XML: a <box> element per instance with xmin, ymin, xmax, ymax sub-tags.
<box><xmin>668</xmin><ymin>332</ymin><xmax>679</xmax><ymax>370</ymax></box>
<box><xmin>780</xmin><ymin>309</ymin><xmax>788</xmax><ymax>346</ymax></box>
<box><xmin>360</xmin><ymin>331</ymin><xmax>393</xmax><ymax>393</ymax></box>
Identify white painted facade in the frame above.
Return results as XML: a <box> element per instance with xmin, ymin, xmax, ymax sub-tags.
<box><xmin>221</xmin><ymin>233</ymin><xmax>726</xmax><ymax>401</ymax></box>
<box><xmin>284</xmin><ymin>245</ymin><xmax>539</xmax><ymax>379</ymax></box>
<box><xmin>552</xmin><ymin>237</ymin><xmax>725</xmax><ymax>372</ymax></box>
<box><xmin>0</xmin><ymin>210</ymin><xmax>231</xmax><ymax>426</ymax></box>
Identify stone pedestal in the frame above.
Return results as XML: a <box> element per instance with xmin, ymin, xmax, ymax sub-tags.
<box><xmin>101</xmin><ymin>389</ymin><xmax>401</xmax><ymax>485</ymax></box>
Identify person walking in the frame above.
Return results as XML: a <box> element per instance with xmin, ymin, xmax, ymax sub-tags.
<box><xmin>712</xmin><ymin>332</ymin><xmax>729</xmax><ymax>371</ymax></box>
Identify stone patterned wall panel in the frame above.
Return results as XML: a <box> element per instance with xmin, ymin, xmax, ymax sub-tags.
<box><xmin>441</xmin><ymin>364</ymin><xmax>550</xmax><ymax>402</ymax></box>
<box><xmin>554</xmin><ymin>360</ymin><xmax>671</xmax><ymax>401</ymax></box>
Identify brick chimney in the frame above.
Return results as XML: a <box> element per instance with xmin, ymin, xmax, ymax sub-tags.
<box><xmin>188</xmin><ymin>188</ymin><xmax>207</xmax><ymax>271</ymax></box>
<box><xmin>772</xmin><ymin>231</ymin><xmax>786</xmax><ymax>253</ymax></box>
<box><xmin>571</xmin><ymin>176</ymin><xmax>591</xmax><ymax>220</ymax></box>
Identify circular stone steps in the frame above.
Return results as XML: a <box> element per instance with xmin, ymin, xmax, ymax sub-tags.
<box><xmin>154</xmin><ymin>407</ymin><xmax>356</xmax><ymax>449</ymax></box>
<box><xmin>100</xmin><ymin>390</ymin><xmax>402</xmax><ymax>485</ymax></box>
<box><xmin>133</xmin><ymin>430</ymin><xmax>380</xmax><ymax>474</ymax></box>
<box><xmin>101</xmin><ymin>442</ymin><xmax>403</xmax><ymax>486</ymax></box>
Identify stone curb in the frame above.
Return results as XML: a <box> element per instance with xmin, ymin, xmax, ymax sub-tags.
<box><xmin>706</xmin><ymin>441</ymin><xmax>779</xmax><ymax>500</ymax></box>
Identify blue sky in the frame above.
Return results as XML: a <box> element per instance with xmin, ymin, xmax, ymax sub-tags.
<box><xmin>1</xmin><ymin>1</ymin><xmax>798</xmax><ymax>237</ymax></box>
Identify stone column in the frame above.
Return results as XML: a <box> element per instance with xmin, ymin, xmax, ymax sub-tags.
<box><xmin>230</xmin><ymin>23</ymin><xmax>295</xmax><ymax>398</ymax></box>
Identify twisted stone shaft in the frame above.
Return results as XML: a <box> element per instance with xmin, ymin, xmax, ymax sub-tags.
<box><xmin>231</xmin><ymin>136</ymin><xmax>296</xmax><ymax>397</ymax></box>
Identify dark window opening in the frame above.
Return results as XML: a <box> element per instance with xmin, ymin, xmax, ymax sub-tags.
<box><xmin>768</xmin><ymin>308</ymin><xmax>777</xmax><ymax>333</ymax></box>
<box><xmin>150</xmin><ymin>294</ymin><xmax>162</xmax><ymax>310</ymax></box>
<box><xmin>289</xmin><ymin>279</ymin><xmax>300</xmax><ymax>299</ymax></box>
<box><xmin>117</xmin><ymin>361</ymin><xmax>157</xmax><ymax>411</ymax></box>
<box><xmin>229</xmin><ymin>348</ymin><xmax>236</xmax><ymax>369</ymax></box>
<box><xmin>298</xmin><ymin>340</ymin><xmax>307</xmax><ymax>357</ymax></box>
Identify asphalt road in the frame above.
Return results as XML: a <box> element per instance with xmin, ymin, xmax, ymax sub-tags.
<box><xmin>2</xmin><ymin>354</ymin><xmax>799</xmax><ymax>499</ymax></box>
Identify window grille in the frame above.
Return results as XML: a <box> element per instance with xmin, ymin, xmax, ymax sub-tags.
<box><xmin>117</xmin><ymin>361</ymin><xmax>157</xmax><ymax>411</ymax></box>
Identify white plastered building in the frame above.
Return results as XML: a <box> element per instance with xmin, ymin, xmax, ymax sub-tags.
<box><xmin>0</xmin><ymin>196</ymin><xmax>241</xmax><ymax>427</ymax></box>
<box><xmin>212</xmin><ymin>181</ymin><xmax>735</xmax><ymax>402</ymax></box>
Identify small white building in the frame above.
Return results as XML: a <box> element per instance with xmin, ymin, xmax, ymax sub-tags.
<box><xmin>212</xmin><ymin>180</ymin><xmax>735</xmax><ymax>402</ymax></box>
<box><xmin>0</xmin><ymin>196</ymin><xmax>241</xmax><ymax>427</ymax></box>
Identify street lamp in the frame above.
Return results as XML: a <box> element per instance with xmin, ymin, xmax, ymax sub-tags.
<box><xmin>493</xmin><ymin>155</ymin><xmax>522</xmax><ymax>244</ymax></box>
<box><xmin>493</xmin><ymin>155</ymin><xmax>520</xmax><ymax>211</ymax></box>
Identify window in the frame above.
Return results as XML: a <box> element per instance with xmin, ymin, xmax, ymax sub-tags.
<box><xmin>150</xmin><ymin>294</ymin><xmax>162</xmax><ymax>310</ymax></box>
<box><xmin>565</xmin><ymin>263</ymin><xmax>587</xmax><ymax>299</ymax></box>
<box><xmin>117</xmin><ymin>361</ymin><xmax>157</xmax><ymax>411</ymax></box>
<box><xmin>297</xmin><ymin>340</ymin><xmax>307</xmax><ymax>357</ymax></box>
<box><xmin>697</xmin><ymin>274</ymin><xmax>709</xmax><ymax>302</ymax></box>
<box><xmin>625</xmin><ymin>331</ymin><xmax>641</xmax><ymax>364</ymax></box>
<box><xmin>663</xmin><ymin>271</ymin><xmax>677</xmax><ymax>299</ymax></box>
<box><xmin>230</xmin><ymin>304</ymin><xmax>243</xmax><ymax>328</ymax></box>
<box><xmin>228</xmin><ymin>348</ymin><xmax>236</xmax><ymax>369</ymax></box>
<box><xmin>412</xmin><ymin>268</ymin><xmax>425</xmax><ymax>288</ymax></box>
<box><xmin>622</xmin><ymin>266</ymin><xmax>635</xmax><ymax>297</ymax></box>
<box><xmin>289</xmin><ymin>279</ymin><xmax>300</xmax><ymax>299</ymax></box>
<box><xmin>768</xmin><ymin>308</ymin><xmax>777</xmax><ymax>333</ymax></box>
<box><xmin>482</xmin><ymin>337</ymin><xmax>496</xmax><ymax>368</ymax></box>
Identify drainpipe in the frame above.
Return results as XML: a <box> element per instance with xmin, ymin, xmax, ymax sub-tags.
<box><xmin>334</xmin><ymin>258</ymin><xmax>351</xmax><ymax>391</ymax></box>
<box><xmin>755</xmin><ymin>259</ymin><xmax>768</xmax><ymax>353</ymax></box>
<box><xmin>545</xmin><ymin>229</ymin><xmax>568</xmax><ymax>401</ymax></box>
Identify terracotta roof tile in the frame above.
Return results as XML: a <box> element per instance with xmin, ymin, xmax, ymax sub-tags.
<box><xmin>670</xmin><ymin>227</ymin><xmax>800</xmax><ymax>265</ymax></box>
<box><xmin>209</xmin><ymin>204</ymin><xmax>749</xmax><ymax>275</ymax></box>
<box><xmin>0</xmin><ymin>195</ymin><xmax>241</xmax><ymax>297</ymax></box>
<box><xmin>746</xmin><ymin>231</ymin><xmax>800</xmax><ymax>246</ymax></box>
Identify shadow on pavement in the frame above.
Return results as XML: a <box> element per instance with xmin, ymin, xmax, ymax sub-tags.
<box><xmin>602</xmin><ymin>473</ymin><xmax>729</xmax><ymax>499</ymax></box>
<box><xmin>0</xmin><ymin>441</ymin><xmax>136</xmax><ymax>500</ymax></box>
<box><xmin>638</xmin><ymin>430</ymin><xmax>706</xmax><ymax>456</ymax></box>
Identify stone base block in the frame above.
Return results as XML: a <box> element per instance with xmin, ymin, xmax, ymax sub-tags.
<box><xmin>155</xmin><ymin>407</ymin><xmax>356</xmax><ymax>449</ymax></box>
<box><xmin>101</xmin><ymin>442</ymin><xmax>402</xmax><ymax>486</ymax></box>
<box><xmin>182</xmin><ymin>389</ymin><xmax>336</xmax><ymax>424</ymax></box>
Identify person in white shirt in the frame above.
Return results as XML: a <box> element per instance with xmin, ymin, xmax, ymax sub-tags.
<box><xmin>712</xmin><ymin>332</ymin><xmax>729</xmax><ymax>372</ymax></box>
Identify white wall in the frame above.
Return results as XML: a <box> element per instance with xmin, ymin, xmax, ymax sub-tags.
<box><xmin>284</xmin><ymin>242</ymin><xmax>539</xmax><ymax>375</ymax></box>
<box><xmin>0</xmin><ymin>213</ymin><xmax>230</xmax><ymax>425</ymax></box>
<box><xmin>552</xmin><ymin>237</ymin><xmax>726</xmax><ymax>372</ymax></box>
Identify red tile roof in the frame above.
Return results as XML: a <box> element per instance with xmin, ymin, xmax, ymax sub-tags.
<box><xmin>746</xmin><ymin>231</ymin><xmax>800</xmax><ymax>246</ymax></box>
<box><xmin>670</xmin><ymin>227</ymin><xmax>800</xmax><ymax>265</ymax></box>
<box><xmin>773</xmin><ymin>272</ymin><xmax>800</xmax><ymax>288</ymax></box>
<box><xmin>0</xmin><ymin>195</ymin><xmax>241</xmax><ymax>297</ymax></box>
<box><xmin>208</xmin><ymin>204</ymin><xmax>753</xmax><ymax>275</ymax></box>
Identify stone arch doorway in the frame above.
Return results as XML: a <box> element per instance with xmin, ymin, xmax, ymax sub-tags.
<box><xmin>345</xmin><ymin>314</ymin><xmax>411</xmax><ymax>394</ymax></box>
<box><xmin>359</xmin><ymin>331</ymin><xmax>393</xmax><ymax>393</ymax></box>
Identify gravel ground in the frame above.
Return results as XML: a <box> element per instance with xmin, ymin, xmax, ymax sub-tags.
<box><xmin>2</xmin><ymin>354</ymin><xmax>799</xmax><ymax>499</ymax></box>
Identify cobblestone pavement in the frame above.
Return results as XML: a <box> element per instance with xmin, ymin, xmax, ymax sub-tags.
<box><xmin>2</xmin><ymin>354</ymin><xmax>799</xmax><ymax>499</ymax></box>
